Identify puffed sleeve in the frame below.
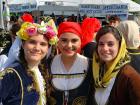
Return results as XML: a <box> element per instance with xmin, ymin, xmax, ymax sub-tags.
<box><xmin>0</xmin><ymin>68</ymin><xmax>21</xmax><ymax>100</ymax></box>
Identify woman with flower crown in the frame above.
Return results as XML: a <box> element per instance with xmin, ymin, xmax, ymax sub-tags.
<box><xmin>0</xmin><ymin>21</ymin><xmax>58</xmax><ymax>105</ymax></box>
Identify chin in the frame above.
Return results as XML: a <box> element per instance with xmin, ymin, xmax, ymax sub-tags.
<box><xmin>28</xmin><ymin>57</ymin><xmax>41</xmax><ymax>62</ymax></box>
<box><xmin>64</xmin><ymin>53</ymin><xmax>75</xmax><ymax>57</ymax></box>
<box><xmin>102</xmin><ymin>58</ymin><xmax>113</xmax><ymax>63</ymax></box>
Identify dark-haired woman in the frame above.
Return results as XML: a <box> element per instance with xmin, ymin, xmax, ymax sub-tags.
<box><xmin>92</xmin><ymin>26</ymin><xmax>140</xmax><ymax>105</ymax></box>
<box><xmin>50</xmin><ymin>22</ymin><xmax>93</xmax><ymax>105</ymax></box>
<box><xmin>0</xmin><ymin>21</ymin><xmax>57</xmax><ymax>105</ymax></box>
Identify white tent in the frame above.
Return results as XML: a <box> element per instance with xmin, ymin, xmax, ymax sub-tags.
<box><xmin>81</xmin><ymin>0</ymin><xmax>140</xmax><ymax>12</ymax></box>
<box><xmin>7</xmin><ymin>0</ymin><xmax>37</xmax><ymax>5</ymax></box>
<box><xmin>53</xmin><ymin>0</ymin><xmax>82</xmax><ymax>6</ymax></box>
<box><xmin>39</xmin><ymin>0</ymin><xmax>82</xmax><ymax>6</ymax></box>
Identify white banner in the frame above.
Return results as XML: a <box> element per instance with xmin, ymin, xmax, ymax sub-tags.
<box><xmin>79</xmin><ymin>4</ymin><xmax>128</xmax><ymax>16</ymax></box>
<box><xmin>9</xmin><ymin>4</ymin><xmax>37</xmax><ymax>12</ymax></box>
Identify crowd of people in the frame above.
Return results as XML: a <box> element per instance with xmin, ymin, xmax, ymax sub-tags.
<box><xmin>0</xmin><ymin>13</ymin><xmax>140</xmax><ymax>105</ymax></box>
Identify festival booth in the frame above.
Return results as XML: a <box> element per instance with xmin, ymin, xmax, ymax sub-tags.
<box><xmin>79</xmin><ymin>0</ymin><xmax>140</xmax><ymax>20</ymax></box>
<box><xmin>6</xmin><ymin>0</ymin><xmax>46</xmax><ymax>22</ymax></box>
<box><xmin>0</xmin><ymin>0</ymin><xmax>44</xmax><ymax>28</ymax></box>
<box><xmin>38</xmin><ymin>0</ymin><xmax>80</xmax><ymax>16</ymax></box>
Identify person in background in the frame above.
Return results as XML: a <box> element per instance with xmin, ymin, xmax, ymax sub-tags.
<box><xmin>7</xmin><ymin>15</ymin><xmax>18</xmax><ymax>31</ymax></box>
<box><xmin>49</xmin><ymin>22</ymin><xmax>93</xmax><ymax>105</ymax></box>
<box><xmin>0</xmin><ymin>23</ymin><xmax>21</xmax><ymax>70</ymax></box>
<box><xmin>81</xmin><ymin>17</ymin><xmax>101</xmax><ymax>59</ymax></box>
<box><xmin>0</xmin><ymin>21</ymin><xmax>58</xmax><ymax>105</ymax></box>
<box><xmin>0</xmin><ymin>22</ymin><xmax>21</xmax><ymax>56</ymax></box>
<box><xmin>92</xmin><ymin>26</ymin><xmax>140</xmax><ymax>105</ymax></box>
<box><xmin>18</xmin><ymin>13</ymin><xmax>34</xmax><ymax>25</ymax></box>
<box><xmin>117</xmin><ymin>20</ymin><xmax>140</xmax><ymax>73</ymax></box>
<box><xmin>102</xmin><ymin>21</ymin><xmax>109</xmax><ymax>27</ymax></box>
<box><xmin>108</xmin><ymin>15</ymin><xmax>121</xmax><ymax>27</ymax></box>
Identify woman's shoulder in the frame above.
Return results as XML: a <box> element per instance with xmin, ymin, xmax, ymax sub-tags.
<box><xmin>0</xmin><ymin>67</ymin><xmax>19</xmax><ymax>82</ymax></box>
<box><xmin>0</xmin><ymin>62</ymin><xmax>25</xmax><ymax>85</ymax></box>
<box><xmin>118</xmin><ymin>64</ymin><xmax>140</xmax><ymax>102</ymax></box>
<box><xmin>1</xmin><ymin>62</ymin><xmax>24</xmax><ymax>75</ymax></box>
<box><xmin>120</xmin><ymin>64</ymin><xmax>140</xmax><ymax>80</ymax></box>
<box><xmin>77</xmin><ymin>53</ymin><xmax>89</xmax><ymax>60</ymax></box>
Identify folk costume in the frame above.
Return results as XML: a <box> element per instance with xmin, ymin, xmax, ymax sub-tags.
<box><xmin>92</xmin><ymin>28</ymin><xmax>140</xmax><ymax>105</ymax></box>
<box><xmin>50</xmin><ymin>22</ymin><xmax>93</xmax><ymax>105</ymax></box>
<box><xmin>0</xmin><ymin>62</ymin><xmax>47</xmax><ymax>105</ymax></box>
<box><xmin>0</xmin><ymin>20</ymin><xmax>58</xmax><ymax>105</ymax></box>
<box><xmin>51</xmin><ymin>54</ymin><xmax>92</xmax><ymax>105</ymax></box>
<box><xmin>117</xmin><ymin>20</ymin><xmax>140</xmax><ymax>73</ymax></box>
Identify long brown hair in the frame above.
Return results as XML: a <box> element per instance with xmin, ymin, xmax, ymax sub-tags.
<box><xmin>19</xmin><ymin>46</ymin><xmax>53</xmax><ymax>103</ymax></box>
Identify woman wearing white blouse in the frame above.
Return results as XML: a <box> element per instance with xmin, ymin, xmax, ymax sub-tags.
<box><xmin>50</xmin><ymin>21</ymin><xmax>93</xmax><ymax>105</ymax></box>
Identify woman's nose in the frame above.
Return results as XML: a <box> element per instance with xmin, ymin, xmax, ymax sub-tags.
<box><xmin>67</xmin><ymin>41</ymin><xmax>72</xmax><ymax>47</ymax></box>
<box><xmin>33</xmin><ymin>44</ymin><xmax>40</xmax><ymax>51</ymax></box>
<box><xmin>102</xmin><ymin>44</ymin><xmax>109</xmax><ymax>51</ymax></box>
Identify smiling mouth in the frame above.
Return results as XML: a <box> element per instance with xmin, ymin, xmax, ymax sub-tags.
<box><xmin>30</xmin><ymin>53</ymin><xmax>41</xmax><ymax>56</ymax></box>
<box><xmin>64</xmin><ymin>49</ymin><xmax>74</xmax><ymax>53</ymax></box>
<box><xmin>102</xmin><ymin>54</ymin><xmax>111</xmax><ymax>56</ymax></box>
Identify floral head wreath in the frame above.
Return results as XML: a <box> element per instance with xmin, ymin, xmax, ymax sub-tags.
<box><xmin>16</xmin><ymin>21</ymin><xmax>58</xmax><ymax>45</ymax></box>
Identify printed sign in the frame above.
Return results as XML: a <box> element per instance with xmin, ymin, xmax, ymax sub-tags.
<box><xmin>79</xmin><ymin>4</ymin><xmax>128</xmax><ymax>19</ymax></box>
<box><xmin>9</xmin><ymin>4</ymin><xmax>37</xmax><ymax>12</ymax></box>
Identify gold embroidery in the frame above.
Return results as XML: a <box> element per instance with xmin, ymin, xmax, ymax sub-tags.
<box><xmin>27</xmin><ymin>84</ymin><xmax>34</xmax><ymax>92</ymax></box>
<box><xmin>52</xmin><ymin>73</ymin><xmax>86</xmax><ymax>79</ymax></box>
<box><xmin>72</xmin><ymin>96</ymin><xmax>87</xmax><ymax>105</ymax></box>
<box><xmin>0</xmin><ymin>69</ymin><xmax>14</xmax><ymax>79</ymax></box>
<box><xmin>27</xmin><ymin>69</ymin><xmax>46</xmax><ymax>105</ymax></box>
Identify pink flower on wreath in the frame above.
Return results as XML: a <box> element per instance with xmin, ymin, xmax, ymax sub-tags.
<box><xmin>26</xmin><ymin>26</ymin><xmax>37</xmax><ymax>36</ymax></box>
<box><xmin>45</xmin><ymin>26</ymin><xmax>56</xmax><ymax>39</ymax></box>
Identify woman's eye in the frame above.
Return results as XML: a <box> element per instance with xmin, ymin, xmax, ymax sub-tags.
<box><xmin>108</xmin><ymin>43</ymin><xmax>114</xmax><ymax>47</ymax></box>
<box><xmin>61</xmin><ymin>39</ymin><xmax>67</xmax><ymax>42</ymax></box>
<box><xmin>98</xmin><ymin>43</ymin><xmax>104</xmax><ymax>46</ymax></box>
<box><xmin>71</xmin><ymin>39</ymin><xmax>79</xmax><ymax>43</ymax></box>
<box><xmin>28</xmin><ymin>40</ymin><xmax>36</xmax><ymax>44</ymax></box>
<box><xmin>61</xmin><ymin>39</ymin><xmax>69</xmax><ymax>44</ymax></box>
<box><xmin>40</xmin><ymin>42</ymin><xmax>48</xmax><ymax>46</ymax></box>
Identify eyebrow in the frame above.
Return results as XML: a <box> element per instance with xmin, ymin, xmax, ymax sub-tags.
<box><xmin>99</xmin><ymin>41</ymin><xmax>115</xmax><ymax>43</ymax></box>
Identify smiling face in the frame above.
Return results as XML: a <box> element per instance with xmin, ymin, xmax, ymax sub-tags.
<box><xmin>97</xmin><ymin>33</ymin><xmax>119</xmax><ymax>64</ymax></box>
<box><xmin>58</xmin><ymin>32</ymin><xmax>81</xmax><ymax>58</ymax></box>
<box><xmin>22</xmin><ymin>34</ymin><xmax>49</xmax><ymax>65</ymax></box>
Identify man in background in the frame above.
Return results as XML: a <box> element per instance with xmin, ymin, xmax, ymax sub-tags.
<box><xmin>108</xmin><ymin>15</ymin><xmax>121</xmax><ymax>27</ymax></box>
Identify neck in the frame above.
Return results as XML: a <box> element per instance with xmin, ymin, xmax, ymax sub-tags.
<box><xmin>28</xmin><ymin>62</ymin><xmax>40</xmax><ymax>70</ymax></box>
<box><xmin>105</xmin><ymin>60</ymin><xmax>113</xmax><ymax>70</ymax></box>
<box><xmin>61</xmin><ymin>54</ymin><xmax>77</xmax><ymax>71</ymax></box>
